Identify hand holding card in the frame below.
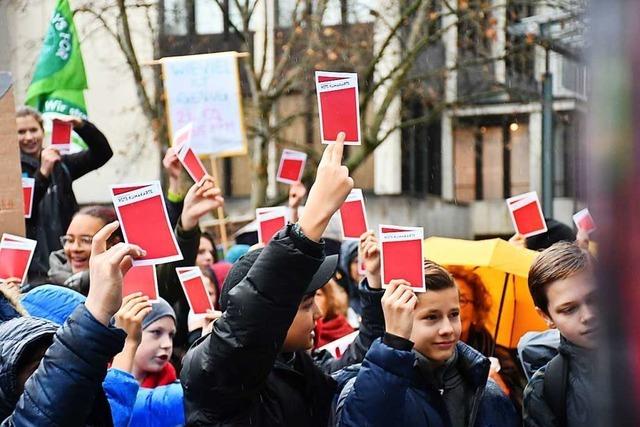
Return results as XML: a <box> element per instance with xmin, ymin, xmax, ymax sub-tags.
<box><xmin>173</xmin><ymin>123</ymin><xmax>208</xmax><ymax>184</ymax></box>
<box><xmin>0</xmin><ymin>234</ymin><xmax>37</xmax><ymax>285</ymax></box>
<box><xmin>50</xmin><ymin>119</ymin><xmax>73</xmax><ymax>154</ymax></box>
<box><xmin>506</xmin><ymin>192</ymin><xmax>547</xmax><ymax>238</ymax></box>
<box><xmin>379</xmin><ymin>225</ymin><xmax>425</xmax><ymax>291</ymax></box>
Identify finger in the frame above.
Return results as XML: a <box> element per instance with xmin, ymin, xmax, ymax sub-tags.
<box><xmin>332</xmin><ymin>132</ymin><xmax>346</xmax><ymax>163</ymax></box>
<box><xmin>119</xmin><ymin>255</ymin><xmax>134</xmax><ymax>277</ymax></box>
<box><xmin>133</xmin><ymin>306</ymin><xmax>153</xmax><ymax>322</ymax></box>
<box><xmin>92</xmin><ymin>221</ymin><xmax>120</xmax><ymax>256</ymax></box>
<box><xmin>132</xmin><ymin>301</ymin><xmax>152</xmax><ymax>317</ymax></box>
<box><xmin>120</xmin><ymin>292</ymin><xmax>143</xmax><ymax>308</ymax></box>
<box><xmin>202</xmin><ymin>187</ymin><xmax>222</xmax><ymax>199</ymax></box>
<box><xmin>398</xmin><ymin>288</ymin><xmax>416</xmax><ymax>305</ymax></box>
<box><xmin>319</xmin><ymin>141</ymin><xmax>334</xmax><ymax>166</ymax></box>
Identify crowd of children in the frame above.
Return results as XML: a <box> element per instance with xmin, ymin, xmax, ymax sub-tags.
<box><xmin>0</xmin><ymin>108</ymin><xmax>597</xmax><ymax>426</ymax></box>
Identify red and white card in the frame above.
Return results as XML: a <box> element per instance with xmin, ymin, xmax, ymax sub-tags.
<box><xmin>315</xmin><ymin>71</ymin><xmax>361</xmax><ymax>145</ymax></box>
<box><xmin>507</xmin><ymin>192</ymin><xmax>547</xmax><ymax>238</ymax></box>
<box><xmin>111</xmin><ymin>181</ymin><xmax>183</xmax><ymax>266</ymax></box>
<box><xmin>318</xmin><ymin>330</ymin><xmax>359</xmax><ymax>359</ymax></box>
<box><xmin>256</xmin><ymin>207</ymin><xmax>288</xmax><ymax>244</ymax></box>
<box><xmin>50</xmin><ymin>119</ymin><xmax>73</xmax><ymax>154</ymax></box>
<box><xmin>172</xmin><ymin>122</ymin><xmax>193</xmax><ymax>152</ymax></box>
<box><xmin>379</xmin><ymin>225</ymin><xmax>425</xmax><ymax>292</ymax></box>
<box><xmin>339</xmin><ymin>188</ymin><xmax>368</xmax><ymax>240</ymax></box>
<box><xmin>123</xmin><ymin>265</ymin><xmax>159</xmax><ymax>301</ymax></box>
<box><xmin>276</xmin><ymin>149</ymin><xmax>307</xmax><ymax>184</ymax></box>
<box><xmin>22</xmin><ymin>177</ymin><xmax>35</xmax><ymax>219</ymax></box>
<box><xmin>573</xmin><ymin>208</ymin><xmax>596</xmax><ymax>234</ymax></box>
<box><xmin>0</xmin><ymin>234</ymin><xmax>37</xmax><ymax>284</ymax></box>
<box><xmin>176</xmin><ymin>267</ymin><xmax>213</xmax><ymax>315</ymax></box>
<box><xmin>174</xmin><ymin>124</ymin><xmax>207</xmax><ymax>184</ymax></box>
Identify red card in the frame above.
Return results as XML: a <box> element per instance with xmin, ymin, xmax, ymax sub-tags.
<box><xmin>256</xmin><ymin>207</ymin><xmax>288</xmax><ymax>244</ymax></box>
<box><xmin>318</xmin><ymin>330</ymin><xmax>359</xmax><ymax>359</ymax></box>
<box><xmin>277</xmin><ymin>149</ymin><xmax>307</xmax><ymax>184</ymax></box>
<box><xmin>172</xmin><ymin>122</ymin><xmax>193</xmax><ymax>152</ymax></box>
<box><xmin>573</xmin><ymin>208</ymin><xmax>596</xmax><ymax>234</ymax></box>
<box><xmin>315</xmin><ymin>71</ymin><xmax>361</xmax><ymax>145</ymax></box>
<box><xmin>0</xmin><ymin>234</ymin><xmax>37</xmax><ymax>284</ymax></box>
<box><xmin>123</xmin><ymin>265</ymin><xmax>158</xmax><ymax>300</ymax></box>
<box><xmin>51</xmin><ymin>119</ymin><xmax>72</xmax><ymax>153</ymax></box>
<box><xmin>379</xmin><ymin>225</ymin><xmax>425</xmax><ymax>291</ymax></box>
<box><xmin>178</xmin><ymin>144</ymin><xmax>207</xmax><ymax>184</ymax></box>
<box><xmin>339</xmin><ymin>188</ymin><xmax>368</xmax><ymax>239</ymax></box>
<box><xmin>111</xmin><ymin>182</ymin><xmax>183</xmax><ymax>265</ymax></box>
<box><xmin>507</xmin><ymin>192</ymin><xmax>547</xmax><ymax>237</ymax></box>
<box><xmin>177</xmin><ymin>267</ymin><xmax>213</xmax><ymax>315</ymax></box>
<box><xmin>22</xmin><ymin>178</ymin><xmax>35</xmax><ymax>219</ymax></box>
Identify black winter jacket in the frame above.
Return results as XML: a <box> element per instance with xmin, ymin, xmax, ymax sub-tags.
<box><xmin>0</xmin><ymin>304</ymin><xmax>126</xmax><ymax>426</ymax></box>
<box><xmin>180</xmin><ymin>226</ymin><xmax>385</xmax><ymax>426</ymax></box>
<box><xmin>22</xmin><ymin>120</ymin><xmax>113</xmax><ymax>284</ymax></box>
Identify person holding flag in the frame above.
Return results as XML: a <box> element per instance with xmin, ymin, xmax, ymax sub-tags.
<box><xmin>18</xmin><ymin>0</ymin><xmax>113</xmax><ymax>284</ymax></box>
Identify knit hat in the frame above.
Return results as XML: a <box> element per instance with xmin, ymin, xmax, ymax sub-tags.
<box><xmin>526</xmin><ymin>218</ymin><xmax>576</xmax><ymax>251</ymax></box>
<box><xmin>219</xmin><ymin>248</ymin><xmax>338</xmax><ymax>312</ymax></box>
<box><xmin>142</xmin><ymin>298</ymin><xmax>176</xmax><ymax>330</ymax></box>
<box><xmin>225</xmin><ymin>244</ymin><xmax>250</xmax><ymax>264</ymax></box>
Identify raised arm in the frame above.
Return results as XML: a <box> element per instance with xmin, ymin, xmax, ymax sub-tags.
<box><xmin>63</xmin><ymin>119</ymin><xmax>113</xmax><ymax>180</ymax></box>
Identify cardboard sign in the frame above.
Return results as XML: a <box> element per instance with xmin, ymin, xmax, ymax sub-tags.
<box><xmin>318</xmin><ymin>330</ymin><xmax>359</xmax><ymax>359</ymax></box>
<box><xmin>176</xmin><ymin>267</ymin><xmax>213</xmax><ymax>315</ymax></box>
<box><xmin>111</xmin><ymin>181</ymin><xmax>183</xmax><ymax>265</ymax></box>
<box><xmin>573</xmin><ymin>208</ymin><xmax>596</xmax><ymax>234</ymax></box>
<box><xmin>50</xmin><ymin>119</ymin><xmax>72</xmax><ymax>153</ymax></box>
<box><xmin>507</xmin><ymin>192</ymin><xmax>547</xmax><ymax>238</ymax></box>
<box><xmin>315</xmin><ymin>71</ymin><xmax>361</xmax><ymax>145</ymax></box>
<box><xmin>173</xmin><ymin>124</ymin><xmax>208</xmax><ymax>184</ymax></box>
<box><xmin>256</xmin><ymin>207</ymin><xmax>288</xmax><ymax>244</ymax></box>
<box><xmin>276</xmin><ymin>149</ymin><xmax>307</xmax><ymax>184</ymax></box>
<box><xmin>21</xmin><ymin>177</ymin><xmax>34</xmax><ymax>219</ymax></box>
<box><xmin>123</xmin><ymin>264</ymin><xmax>159</xmax><ymax>300</ymax></box>
<box><xmin>0</xmin><ymin>73</ymin><xmax>26</xmax><ymax>236</ymax></box>
<box><xmin>339</xmin><ymin>188</ymin><xmax>368</xmax><ymax>240</ymax></box>
<box><xmin>379</xmin><ymin>225</ymin><xmax>425</xmax><ymax>291</ymax></box>
<box><xmin>0</xmin><ymin>233</ymin><xmax>37</xmax><ymax>284</ymax></box>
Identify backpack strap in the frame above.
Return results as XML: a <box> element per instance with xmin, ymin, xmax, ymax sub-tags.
<box><xmin>543</xmin><ymin>352</ymin><xmax>569</xmax><ymax>427</ymax></box>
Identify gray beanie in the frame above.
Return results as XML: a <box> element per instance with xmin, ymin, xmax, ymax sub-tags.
<box><xmin>142</xmin><ymin>298</ymin><xmax>176</xmax><ymax>330</ymax></box>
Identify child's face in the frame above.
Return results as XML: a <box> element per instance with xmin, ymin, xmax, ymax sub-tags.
<box><xmin>410</xmin><ymin>287</ymin><xmax>461</xmax><ymax>364</ymax></box>
<box><xmin>134</xmin><ymin>317</ymin><xmax>176</xmax><ymax>375</ymax></box>
<box><xmin>282</xmin><ymin>294</ymin><xmax>322</xmax><ymax>352</ymax></box>
<box><xmin>539</xmin><ymin>271</ymin><xmax>598</xmax><ymax>349</ymax></box>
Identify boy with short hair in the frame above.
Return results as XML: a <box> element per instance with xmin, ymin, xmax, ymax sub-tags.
<box><xmin>337</xmin><ymin>261</ymin><xmax>517</xmax><ymax>427</ymax></box>
<box><xmin>523</xmin><ymin>241</ymin><xmax>598</xmax><ymax>427</ymax></box>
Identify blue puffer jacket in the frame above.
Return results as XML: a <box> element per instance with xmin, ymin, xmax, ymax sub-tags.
<box><xmin>337</xmin><ymin>339</ymin><xmax>519</xmax><ymax>427</ymax></box>
<box><xmin>0</xmin><ymin>304</ymin><xmax>126</xmax><ymax>426</ymax></box>
<box><xmin>103</xmin><ymin>368</ymin><xmax>185</xmax><ymax>427</ymax></box>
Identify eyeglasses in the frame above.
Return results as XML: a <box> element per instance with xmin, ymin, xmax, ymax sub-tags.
<box><xmin>60</xmin><ymin>235</ymin><xmax>93</xmax><ymax>247</ymax></box>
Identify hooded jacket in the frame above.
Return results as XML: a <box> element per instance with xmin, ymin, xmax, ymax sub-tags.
<box><xmin>180</xmin><ymin>226</ymin><xmax>385</xmax><ymax>426</ymax></box>
<box><xmin>0</xmin><ymin>304</ymin><xmax>126</xmax><ymax>426</ymax></box>
<box><xmin>523</xmin><ymin>337</ymin><xmax>595</xmax><ymax>427</ymax></box>
<box><xmin>337</xmin><ymin>339</ymin><xmax>519</xmax><ymax>427</ymax></box>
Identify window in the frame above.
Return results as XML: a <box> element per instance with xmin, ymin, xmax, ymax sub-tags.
<box><xmin>505</xmin><ymin>1</ymin><xmax>536</xmax><ymax>96</ymax></box>
<box><xmin>195</xmin><ymin>0</ymin><xmax>224</xmax><ymax>34</ymax></box>
<box><xmin>164</xmin><ymin>0</ymin><xmax>189</xmax><ymax>35</ymax></box>
<box><xmin>401</xmin><ymin>99</ymin><xmax>442</xmax><ymax>196</ymax></box>
<box><xmin>276</xmin><ymin>0</ymin><xmax>373</xmax><ymax>28</ymax></box>
<box><xmin>454</xmin><ymin>118</ymin><xmax>530</xmax><ymax>201</ymax></box>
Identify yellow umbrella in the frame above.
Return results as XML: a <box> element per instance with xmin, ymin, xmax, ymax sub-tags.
<box><xmin>423</xmin><ymin>237</ymin><xmax>548</xmax><ymax>349</ymax></box>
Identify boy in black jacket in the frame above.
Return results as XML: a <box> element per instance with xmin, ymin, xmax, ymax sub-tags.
<box><xmin>180</xmin><ymin>133</ymin><xmax>385</xmax><ymax>426</ymax></box>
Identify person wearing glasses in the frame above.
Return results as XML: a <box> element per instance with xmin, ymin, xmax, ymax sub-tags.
<box><xmin>45</xmin><ymin>206</ymin><xmax>121</xmax><ymax>295</ymax></box>
<box><xmin>448</xmin><ymin>266</ymin><xmax>527</xmax><ymax>417</ymax></box>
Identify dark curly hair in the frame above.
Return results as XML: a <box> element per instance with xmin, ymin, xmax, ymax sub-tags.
<box><xmin>447</xmin><ymin>266</ymin><xmax>493</xmax><ymax>326</ymax></box>
<box><xmin>74</xmin><ymin>205</ymin><xmax>122</xmax><ymax>246</ymax></box>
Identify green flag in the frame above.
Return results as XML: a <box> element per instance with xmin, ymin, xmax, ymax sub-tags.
<box><xmin>26</xmin><ymin>0</ymin><xmax>88</xmax><ymax>119</ymax></box>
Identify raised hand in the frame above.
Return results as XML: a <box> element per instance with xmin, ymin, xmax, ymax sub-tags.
<box><xmin>181</xmin><ymin>175</ymin><xmax>225</xmax><ymax>230</ymax></box>
<box><xmin>85</xmin><ymin>222</ymin><xmax>146</xmax><ymax>326</ymax></box>
<box><xmin>39</xmin><ymin>146</ymin><xmax>61</xmax><ymax>178</ymax></box>
<box><xmin>298</xmin><ymin>132</ymin><xmax>354</xmax><ymax>241</ymax></box>
<box><xmin>359</xmin><ymin>231</ymin><xmax>381</xmax><ymax>289</ymax></box>
<box><xmin>162</xmin><ymin>147</ymin><xmax>183</xmax><ymax>181</ymax></box>
<box><xmin>114</xmin><ymin>293</ymin><xmax>152</xmax><ymax>344</ymax></box>
<box><xmin>381</xmin><ymin>280</ymin><xmax>418</xmax><ymax>340</ymax></box>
